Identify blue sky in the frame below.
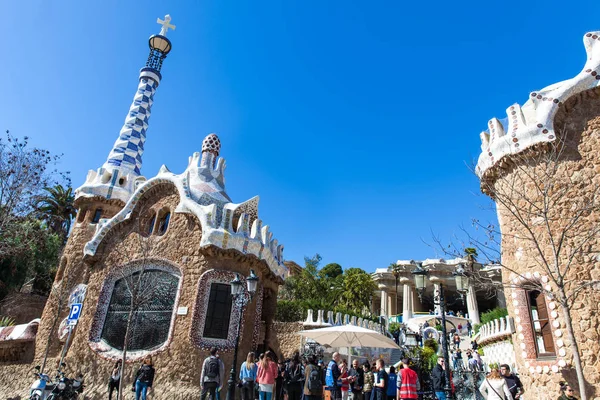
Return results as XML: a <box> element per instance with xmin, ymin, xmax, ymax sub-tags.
<box><xmin>2</xmin><ymin>1</ymin><xmax>597</xmax><ymax>272</ymax></box>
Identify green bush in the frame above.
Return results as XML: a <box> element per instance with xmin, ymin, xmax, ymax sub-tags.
<box><xmin>473</xmin><ymin>307</ymin><xmax>508</xmax><ymax>333</ymax></box>
<box><xmin>388</xmin><ymin>322</ymin><xmax>401</xmax><ymax>334</ymax></box>
<box><xmin>275</xmin><ymin>300</ymin><xmax>304</xmax><ymax>322</ymax></box>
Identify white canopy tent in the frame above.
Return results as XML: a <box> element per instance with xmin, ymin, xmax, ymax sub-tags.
<box><xmin>299</xmin><ymin>324</ymin><xmax>399</xmax><ymax>363</ymax></box>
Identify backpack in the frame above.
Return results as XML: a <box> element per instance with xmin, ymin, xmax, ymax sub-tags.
<box><xmin>286</xmin><ymin>363</ymin><xmax>302</xmax><ymax>384</ymax></box>
<box><xmin>206</xmin><ymin>357</ymin><xmax>220</xmax><ymax>379</ymax></box>
<box><xmin>307</xmin><ymin>366</ymin><xmax>322</xmax><ymax>392</ymax></box>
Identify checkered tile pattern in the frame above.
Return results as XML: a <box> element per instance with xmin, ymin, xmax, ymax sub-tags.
<box><xmin>103</xmin><ymin>77</ymin><xmax>159</xmax><ymax>175</ymax></box>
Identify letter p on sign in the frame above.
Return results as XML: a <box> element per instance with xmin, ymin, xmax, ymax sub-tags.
<box><xmin>67</xmin><ymin>303</ymin><xmax>83</xmax><ymax>326</ymax></box>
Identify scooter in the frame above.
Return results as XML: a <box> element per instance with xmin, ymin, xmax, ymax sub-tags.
<box><xmin>29</xmin><ymin>365</ymin><xmax>55</xmax><ymax>400</ymax></box>
<box><xmin>47</xmin><ymin>363</ymin><xmax>79</xmax><ymax>400</ymax></box>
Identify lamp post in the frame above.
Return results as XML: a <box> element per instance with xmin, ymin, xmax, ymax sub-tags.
<box><xmin>226</xmin><ymin>270</ymin><xmax>259</xmax><ymax>400</ymax></box>
<box><xmin>411</xmin><ymin>263</ymin><xmax>470</xmax><ymax>400</ymax></box>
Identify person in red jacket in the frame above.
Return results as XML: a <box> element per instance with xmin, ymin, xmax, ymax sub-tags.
<box><xmin>397</xmin><ymin>359</ymin><xmax>419</xmax><ymax>400</ymax></box>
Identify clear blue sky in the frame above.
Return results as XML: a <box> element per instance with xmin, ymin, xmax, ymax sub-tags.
<box><xmin>2</xmin><ymin>1</ymin><xmax>597</xmax><ymax>272</ymax></box>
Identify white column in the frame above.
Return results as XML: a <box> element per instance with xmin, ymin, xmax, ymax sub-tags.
<box><xmin>467</xmin><ymin>284</ymin><xmax>480</xmax><ymax>324</ymax></box>
<box><xmin>434</xmin><ymin>283</ymin><xmax>441</xmax><ymax>315</ymax></box>
<box><xmin>380</xmin><ymin>290</ymin><xmax>388</xmax><ymax>316</ymax></box>
<box><xmin>402</xmin><ymin>283</ymin><xmax>413</xmax><ymax>321</ymax></box>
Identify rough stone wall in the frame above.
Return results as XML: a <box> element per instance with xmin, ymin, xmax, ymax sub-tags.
<box><xmin>272</xmin><ymin>321</ymin><xmax>303</xmax><ymax>359</ymax></box>
<box><xmin>488</xmin><ymin>89</ymin><xmax>600</xmax><ymax>400</ymax></box>
<box><xmin>0</xmin><ymin>186</ymin><xmax>282</xmax><ymax>399</ymax></box>
<box><xmin>0</xmin><ymin>292</ymin><xmax>47</xmax><ymax>325</ymax></box>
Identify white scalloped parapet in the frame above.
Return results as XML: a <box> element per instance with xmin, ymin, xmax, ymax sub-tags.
<box><xmin>476</xmin><ymin>31</ymin><xmax>600</xmax><ymax>178</ymax></box>
<box><xmin>82</xmin><ymin>151</ymin><xmax>288</xmax><ymax>280</ymax></box>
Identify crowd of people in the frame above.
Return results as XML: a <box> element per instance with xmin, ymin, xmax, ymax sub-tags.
<box><xmin>104</xmin><ymin>347</ymin><xmax>579</xmax><ymax>400</ymax></box>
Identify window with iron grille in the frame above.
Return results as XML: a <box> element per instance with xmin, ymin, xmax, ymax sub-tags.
<box><xmin>100</xmin><ymin>269</ymin><xmax>179</xmax><ymax>351</ymax></box>
<box><xmin>203</xmin><ymin>283</ymin><xmax>233</xmax><ymax>339</ymax></box>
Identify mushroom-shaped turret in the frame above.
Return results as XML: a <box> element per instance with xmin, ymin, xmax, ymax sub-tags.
<box><xmin>202</xmin><ymin>133</ymin><xmax>221</xmax><ymax>156</ymax></box>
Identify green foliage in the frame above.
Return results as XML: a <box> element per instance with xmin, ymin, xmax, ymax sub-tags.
<box><xmin>0</xmin><ymin>316</ymin><xmax>15</xmax><ymax>327</ymax></box>
<box><xmin>477</xmin><ymin>348</ymin><xmax>484</xmax><ymax>356</ymax></box>
<box><xmin>274</xmin><ymin>300</ymin><xmax>304</xmax><ymax>322</ymax></box>
<box><xmin>319</xmin><ymin>263</ymin><xmax>343</xmax><ymax>279</ymax></box>
<box><xmin>0</xmin><ymin>217</ymin><xmax>62</xmax><ymax>299</ymax></box>
<box><xmin>340</xmin><ymin>268</ymin><xmax>377</xmax><ymax>313</ymax></box>
<box><xmin>424</xmin><ymin>338</ymin><xmax>439</xmax><ymax>353</ymax></box>
<box><xmin>278</xmin><ymin>255</ymin><xmax>378</xmax><ymax>320</ymax></box>
<box><xmin>36</xmin><ymin>185</ymin><xmax>76</xmax><ymax>242</ymax></box>
<box><xmin>388</xmin><ymin>322</ymin><xmax>401</xmax><ymax>334</ymax></box>
<box><xmin>473</xmin><ymin>307</ymin><xmax>508</xmax><ymax>333</ymax></box>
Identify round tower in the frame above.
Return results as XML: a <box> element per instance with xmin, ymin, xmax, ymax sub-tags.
<box><xmin>476</xmin><ymin>32</ymin><xmax>600</xmax><ymax>399</ymax></box>
<box><xmin>34</xmin><ymin>15</ymin><xmax>176</xmax><ymax>368</ymax></box>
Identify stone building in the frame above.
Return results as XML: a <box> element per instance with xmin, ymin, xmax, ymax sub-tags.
<box><xmin>476</xmin><ymin>32</ymin><xmax>600</xmax><ymax>399</ymax></box>
<box><xmin>0</xmin><ymin>15</ymin><xmax>288</xmax><ymax>399</ymax></box>
<box><xmin>372</xmin><ymin>259</ymin><xmax>503</xmax><ymax>325</ymax></box>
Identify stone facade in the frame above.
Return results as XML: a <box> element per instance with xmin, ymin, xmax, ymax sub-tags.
<box><xmin>0</xmin><ymin>16</ymin><xmax>288</xmax><ymax>400</ymax></box>
<box><xmin>477</xmin><ymin>32</ymin><xmax>600</xmax><ymax>400</ymax></box>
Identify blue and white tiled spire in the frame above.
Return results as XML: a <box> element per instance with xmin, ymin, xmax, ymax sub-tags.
<box><xmin>76</xmin><ymin>15</ymin><xmax>175</xmax><ymax>204</ymax></box>
<box><xmin>102</xmin><ymin>73</ymin><xmax>158</xmax><ymax>175</ymax></box>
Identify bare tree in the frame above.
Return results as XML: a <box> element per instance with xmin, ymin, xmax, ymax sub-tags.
<box><xmin>0</xmin><ymin>131</ymin><xmax>69</xmax><ymax>258</ymax></box>
<box><xmin>98</xmin><ymin>210</ymin><xmax>179</xmax><ymax>400</ymax></box>
<box><xmin>434</xmin><ymin>138</ymin><xmax>600</xmax><ymax>400</ymax></box>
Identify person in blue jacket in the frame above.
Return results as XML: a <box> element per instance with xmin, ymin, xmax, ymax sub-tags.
<box><xmin>240</xmin><ymin>352</ymin><xmax>258</xmax><ymax>400</ymax></box>
<box><xmin>326</xmin><ymin>352</ymin><xmax>342</xmax><ymax>400</ymax></box>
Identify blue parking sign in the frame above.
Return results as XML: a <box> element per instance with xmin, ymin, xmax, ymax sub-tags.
<box><xmin>67</xmin><ymin>303</ymin><xmax>83</xmax><ymax>325</ymax></box>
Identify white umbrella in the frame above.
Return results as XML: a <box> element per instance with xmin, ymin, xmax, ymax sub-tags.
<box><xmin>298</xmin><ymin>324</ymin><xmax>400</xmax><ymax>349</ymax></box>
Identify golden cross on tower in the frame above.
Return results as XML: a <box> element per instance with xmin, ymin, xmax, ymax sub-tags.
<box><xmin>157</xmin><ymin>14</ymin><xmax>176</xmax><ymax>36</ymax></box>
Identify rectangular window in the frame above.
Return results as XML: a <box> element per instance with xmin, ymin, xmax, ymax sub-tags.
<box><xmin>92</xmin><ymin>208</ymin><xmax>103</xmax><ymax>224</ymax></box>
<box><xmin>528</xmin><ymin>290</ymin><xmax>556</xmax><ymax>357</ymax></box>
<box><xmin>203</xmin><ymin>283</ymin><xmax>233</xmax><ymax>339</ymax></box>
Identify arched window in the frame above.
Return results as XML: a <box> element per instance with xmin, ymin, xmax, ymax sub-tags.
<box><xmin>99</xmin><ymin>268</ymin><xmax>180</xmax><ymax>352</ymax></box>
<box><xmin>528</xmin><ymin>290</ymin><xmax>555</xmax><ymax>357</ymax></box>
<box><xmin>91</xmin><ymin>208</ymin><xmax>103</xmax><ymax>224</ymax></box>
<box><xmin>157</xmin><ymin>212</ymin><xmax>170</xmax><ymax>235</ymax></box>
<box><xmin>147</xmin><ymin>214</ymin><xmax>156</xmax><ymax>235</ymax></box>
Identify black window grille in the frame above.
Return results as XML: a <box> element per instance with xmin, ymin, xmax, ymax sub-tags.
<box><xmin>158</xmin><ymin>212</ymin><xmax>170</xmax><ymax>235</ymax></box>
<box><xmin>92</xmin><ymin>209</ymin><xmax>103</xmax><ymax>224</ymax></box>
<box><xmin>100</xmin><ymin>269</ymin><xmax>179</xmax><ymax>351</ymax></box>
<box><xmin>203</xmin><ymin>283</ymin><xmax>233</xmax><ymax>339</ymax></box>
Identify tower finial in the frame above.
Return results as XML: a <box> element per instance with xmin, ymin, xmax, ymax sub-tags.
<box><xmin>157</xmin><ymin>14</ymin><xmax>176</xmax><ymax>37</ymax></box>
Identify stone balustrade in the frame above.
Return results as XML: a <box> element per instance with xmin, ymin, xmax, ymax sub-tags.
<box><xmin>478</xmin><ymin>315</ymin><xmax>515</xmax><ymax>343</ymax></box>
<box><xmin>303</xmin><ymin>309</ymin><xmax>383</xmax><ymax>332</ymax></box>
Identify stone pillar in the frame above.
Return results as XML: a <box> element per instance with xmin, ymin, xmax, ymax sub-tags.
<box><xmin>399</xmin><ymin>278</ymin><xmax>412</xmax><ymax>321</ymax></box>
<box><xmin>467</xmin><ymin>284</ymin><xmax>480</xmax><ymax>324</ymax></box>
<box><xmin>380</xmin><ymin>290</ymin><xmax>388</xmax><ymax>316</ymax></box>
<box><xmin>387</xmin><ymin>293</ymin><xmax>394</xmax><ymax>316</ymax></box>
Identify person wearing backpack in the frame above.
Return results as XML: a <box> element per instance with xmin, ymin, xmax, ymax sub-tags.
<box><xmin>304</xmin><ymin>355</ymin><xmax>323</xmax><ymax>400</ymax></box>
<box><xmin>285</xmin><ymin>353</ymin><xmax>304</xmax><ymax>400</ymax></box>
<box><xmin>201</xmin><ymin>347</ymin><xmax>225</xmax><ymax>400</ymax></box>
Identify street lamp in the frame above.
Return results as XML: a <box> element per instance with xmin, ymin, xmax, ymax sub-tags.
<box><xmin>453</xmin><ymin>264</ymin><xmax>470</xmax><ymax>303</ymax></box>
<box><xmin>411</xmin><ymin>262</ymin><xmax>469</xmax><ymax>400</ymax></box>
<box><xmin>226</xmin><ymin>270</ymin><xmax>259</xmax><ymax>400</ymax></box>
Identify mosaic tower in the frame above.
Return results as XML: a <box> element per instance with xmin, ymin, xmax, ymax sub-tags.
<box><xmin>76</xmin><ymin>15</ymin><xmax>175</xmax><ymax>204</ymax></box>
<box><xmin>476</xmin><ymin>31</ymin><xmax>600</xmax><ymax>399</ymax></box>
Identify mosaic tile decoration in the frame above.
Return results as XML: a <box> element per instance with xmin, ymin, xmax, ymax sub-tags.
<box><xmin>0</xmin><ymin>319</ymin><xmax>40</xmax><ymax>342</ymax></box>
<box><xmin>88</xmin><ymin>258</ymin><xmax>183</xmax><ymax>362</ymax></box>
<box><xmin>83</xmin><ymin>134</ymin><xmax>288</xmax><ymax>280</ymax></box>
<box><xmin>190</xmin><ymin>269</ymin><xmax>263</xmax><ymax>352</ymax></box>
<box><xmin>476</xmin><ymin>31</ymin><xmax>600</xmax><ymax>177</ymax></box>
<box><xmin>508</xmin><ymin>272</ymin><xmax>567</xmax><ymax>374</ymax></box>
<box><xmin>75</xmin><ymin>68</ymin><xmax>163</xmax><ymax>205</ymax></box>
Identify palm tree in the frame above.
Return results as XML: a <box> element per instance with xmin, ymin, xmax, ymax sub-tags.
<box><xmin>36</xmin><ymin>185</ymin><xmax>76</xmax><ymax>242</ymax></box>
